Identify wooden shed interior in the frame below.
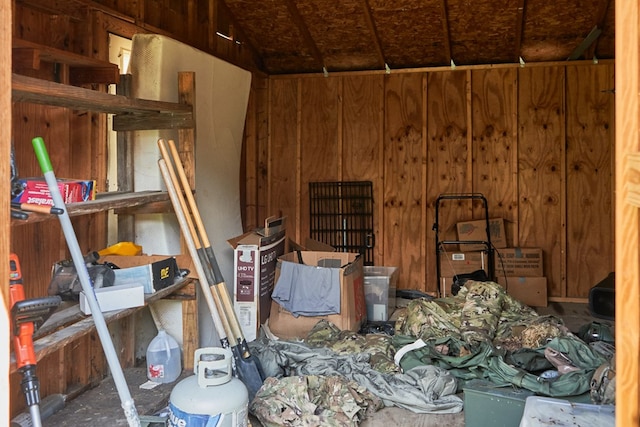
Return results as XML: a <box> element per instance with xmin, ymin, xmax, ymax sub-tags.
<box><xmin>1</xmin><ymin>0</ymin><xmax>637</xmax><ymax>425</ymax></box>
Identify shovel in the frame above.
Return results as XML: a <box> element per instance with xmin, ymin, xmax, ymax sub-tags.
<box><xmin>157</xmin><ymin>155</ymin><xmax>264</xmax><ymax>400</ymax></box>
<box><xmin>159</xmin><ymin>139</ymin><xmax>260</xmax><ymax>360</ymax></box>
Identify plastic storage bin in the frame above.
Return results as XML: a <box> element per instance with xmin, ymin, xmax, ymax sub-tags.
<box><xmin>463</xmin><ymin>379</ymin><xmax>534</xmax><ymax>427</ymax></box>
<box><xmin>363</xmin><ymin>266</ymin><xmax>398</xmax><ymax>321</ymax></box>
<box><xmin>519</xmin><ymin>396</ymin><xmax>615</xmax><ymax>427</ymax></box>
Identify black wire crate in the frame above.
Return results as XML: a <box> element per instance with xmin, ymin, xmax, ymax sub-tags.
<box><xmin>309</xmin><ymin>181</ymin><xmax>375</xmax><ymax>265</ymax></box>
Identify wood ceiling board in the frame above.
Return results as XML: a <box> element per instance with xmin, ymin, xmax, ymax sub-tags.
<box><xmin>295</xmin><ymin>0</ymin><xmax>382</xmax><ymax>72</ymax></box>
<box><xmin>223</xmin><ymin>0</ymin><xmax>317</xmax><ymax>73</ymax></box>
<box><xmin>520</xmin><ymin>0</ymin><xmax>610</xmax><ymax>61</ymax></box>
<box><xmin>447</xmin><ymin>0</ymin><xmax>519</xmax><ymax>65</ymax></box>
<box><xmin>368</xmin><ymin>0</ymin><xmax>449</xmax><ymax>69</ymax></box>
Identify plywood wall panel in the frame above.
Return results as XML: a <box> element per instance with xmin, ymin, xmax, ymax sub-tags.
<box><xmin>471</xmin><ymin>68</ymin><xmax>518</xmax><ymax>244</ymax></box>
<box><xmin>565</xmin><ymin>64</ymin><xmax>615</xmax><ymax>297</ymax></box>
<box><xmin>269</xmin><ymin>79</ymin><xmax>299</xmax><ymax>238</ymax></box>
<box><xmin>517</xmin><ymin>66</ymin><xmax>565</xmax><ymax>297</ymax></box>
<box><xmin>342</xmin><ymin>74</ymin><xmax>384</xmax><ymax>263</ymax></box>
<box><xmin>426</xmin><ymin>71</ymin><xmax>471</xmax><ymax>292</ymax></box>
<box><xmin>299</xmin><ymin>77</ymin><xmax>340</xmax><ymax>243</ymax></box>
<box><xmin>383</xmin><ymin>73</ymin><xmax>424</xmax><ymax>289</ymax></box>
<box><xmin>12</xmin><ymin>104</ymin><xmax>72</xmax><ymax>298</ymax></box>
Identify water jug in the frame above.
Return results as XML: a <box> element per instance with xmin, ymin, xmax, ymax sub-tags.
<box><xmin>146</xmin><ymin>329</ymin><xmax>181</xmax><ymax>383</ymax></box>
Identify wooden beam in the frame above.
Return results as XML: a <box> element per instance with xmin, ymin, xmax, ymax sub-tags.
<box><xmin>615</xmin><ymin>0</ymin><xmax>640</xmax><ymax>425</ymax></box>
<box><xmin>514</xmin><ymin>0</ymin><xmax>526</xmax><ymax>62</ymax></box>
<box><xmin>361</xmin><ymin>0</ymin><xmax>386</xmax><ymax>69</ymax></box>
<box><xmin>283</xmin><ymin>0</ymin><xmax>325</xmax><ymax>71</ymax></box>
<box><xmin>1</xmin><ymin>0</ymin><xmax>12</xmax><ymax>423</ymax></box>
<box><xmin>440</xmin><ymin>0</ymin><xmax>452</xmax><ymax>64</ymax></box>
<box><xmin>13</xmin><ymin>73</ymin><xmax>192</xmax><ymax>115</ymax></box>
<box><xmin>585</xmin><ymin>0</ymin><xmax>612</xmax><ymax>59</ymax></box>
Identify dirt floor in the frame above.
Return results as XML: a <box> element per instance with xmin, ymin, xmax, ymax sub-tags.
<box><xmin>40</xmin><ymin>302</ymin><xmax>611</xmax><ymax>427</ymax></box>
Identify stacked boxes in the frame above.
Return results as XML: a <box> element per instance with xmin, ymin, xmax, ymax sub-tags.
<box><xmin>456</xmin><ymin>218</ymin><xmax>507</xmax><ymax>251</ymax></box>
<box><xmin>453</xmin><ymin>217</ymin><xmax>547</xmax><ymax>306</ymax></box>
<box><xmin>439</xmin><ymin>251</ymin><xmax>487</xmax><ymax>297</ymax></box>
<box><xmin>495</xmin><ymin>247</ymin><xmax>547</xmax><ymax>307</ymax></box>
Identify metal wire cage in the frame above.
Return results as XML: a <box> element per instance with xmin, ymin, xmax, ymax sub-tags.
<box><xmin>309</xmin><ymin>181</ymin><xmax>375</xmax><ymax>265</ymax></box>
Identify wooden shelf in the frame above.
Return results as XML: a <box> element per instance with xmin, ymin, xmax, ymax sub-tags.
<box><xmin>12</xmin><ymin>73</ymin><xmax>194</xmax><ymax>130</ymax></box>
<box><xmin>9</xmin><ymin>277</ymin><xmax>196</xmax><ymax>374</ymax></box>
<box><xmin>11</xmin><ymin>191</ymin><xmax>170</xmax><ymax>226</ymax></box>
<box><xmin>12</xmin><ymin>38</ymin><xmax>120</xmax><ymax>85</ymax></box>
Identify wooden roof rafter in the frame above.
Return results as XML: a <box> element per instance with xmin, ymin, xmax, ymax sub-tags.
<box><xmin>361</xmin><ymin>0</ymin><xmax>387</xmax><ymax>71</ymax></box>
<box><xmin>217</xmin><ymin>0</ymin><xmax>265</xmax><ymax>71</ymax></box>
<box><xmin>283</xmin><ymin>0</ymin><xmax>326</xmax><ymax>73</ymax></box>
<box><xmin>514</xmin><ymin>0</ymin><xmax>526</xmax><ymax>62</ymax></box>
<box><xmin>439</xmin><ymin>0</ymin><xmax>452</xmax><ymax>65</ymax></box>
<box><xmin>583</xmin><ymin>0</ymin><xmax>611</xmax><ymax>60</ymax></box>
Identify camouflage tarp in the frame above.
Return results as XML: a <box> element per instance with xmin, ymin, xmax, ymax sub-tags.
<box><xmin>250</xmin><ymin>375</ymin><xmax>383</xmax><ymax>427</ymax></box>
<box><xmin>393</xmin><ymin>280</ymin><xmax>607</xmax><ymax>397</ymax></box>
<box><xmin>248</xmin><ymin>337</ymin><xmax>463</xmax><ymax>415</ymax></box>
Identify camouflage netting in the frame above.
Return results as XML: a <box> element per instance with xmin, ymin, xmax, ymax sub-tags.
<box><xmin>393</xmin><ymin>281</ymin><xmax>608</xmax><ymax>398</ymax></box>
<box><xmin>394</xmin><ymin>280</ymin><xmax>554</xmax><ymax>349</ymax></box>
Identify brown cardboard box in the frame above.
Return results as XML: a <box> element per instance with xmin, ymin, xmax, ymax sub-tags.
<box><xmin>268</xmin><ymin>251</ymin><xmax>366</xmax><ymax>340</ymax></box>
<box><xmin>440</xmin><ymin>251</ymin><xmax>486</xmax><ymax>277</ymax></box>
<box><xmin>440</xmin><ymin>277</ymin><xmax>455</xmax><ymax>297</ymax></box>
<box><xmin>227</xmin><ymin>218</ymin><xmax>287</xmax><ymax>342</ymax></box>
<box><xmin>497</xmin><ymin>276</ymin><xmax>548</xmax><ymax>307</ymax></box>
<box><xmin>494</xmin><ymin>248</ymin><xmax>543</xmax><ymax>277</ymax></box>
<box><xmin>456</xmin><ymin>218</ymin><xmax>507</xmax><ymax>251</ymax></box>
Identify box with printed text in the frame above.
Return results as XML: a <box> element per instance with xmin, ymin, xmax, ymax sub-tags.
<box><xmin>227</xmin><ymin>217</ymin><xmax>287</xmax><ymax>342</ymax></box>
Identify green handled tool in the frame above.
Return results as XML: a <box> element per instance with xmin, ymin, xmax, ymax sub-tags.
<box><xmin>32</xmin><ymin>137</ymin><xmax>141</xmax><ymax>427</ymax></box>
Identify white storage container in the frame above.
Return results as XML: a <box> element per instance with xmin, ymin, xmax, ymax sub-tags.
<box><xmin>519</xmin><ymin>396</ymin><xmax>615</xmax><ymax>427</ymax></box>
<box><xmin>363</xmin><ymin>266</ymin><xmax>399</xmax><ymax>321</ymax></box>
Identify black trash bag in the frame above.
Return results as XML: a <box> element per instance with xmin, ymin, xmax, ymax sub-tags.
<box><xmin>451</xmin><ymin>269</ymin><xmax>489</xmax><ymax>296</ymax></box>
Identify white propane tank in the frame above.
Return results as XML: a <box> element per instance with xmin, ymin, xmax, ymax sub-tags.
<box><xmin>168</xmin><ymin>347</ymin><xmax>249</xmax><ymax>427</ymax></box>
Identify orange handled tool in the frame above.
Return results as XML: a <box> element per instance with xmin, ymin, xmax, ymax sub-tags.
<box><xmin>10</xmin><ymin>253</ymin><xmax>61</xmax><ymax>427</ymax></box>
<box><xmin>10</xmin><ymin>254</ymin><xmax>36</xmax><ymax>368</ymax></box>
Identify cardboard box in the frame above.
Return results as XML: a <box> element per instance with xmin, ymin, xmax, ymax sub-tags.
<box><xmin>268</xmin><ymin>251</ymin><xmax>366</xmax><ymax>340</ymax></box>
<box><xmin>227</xmin><ymin>217</ymin><xmax>287</xmax><ymax>342</ymax></box>
<box><xmin>456</xmin><ymin>218</ymin><xmax>507</xmax><ymax>251</ymax></box>
<box><xmin>102</xmin><ymin>255</ymin><xmax>187</xmax><ymax>293</ymax></box>
<box><xmin>497</xmin><ymin>276</ymin><xmax>548</xmax><ymax>307</ymax></box>
<box><xmin>363</xmin><ymin>266</ymin><xmax>398</xmax><ymax>321</ymax></box>
<box><xmin>494</xmin><ymin>248</ymin><xmax>543</xmax><ymax>277</ymax></box>
<box><xmin>79</xmin><ymin>283</ymin><xmax>144</xmax><ymax>315</ymax></box>
<box><xmin>439</xmin><ymin>251</ymin><xmax>486</xmax><ymax>277</ymax></box>
<box><xmin>440</xmin><ymin>277</ymin><xmax>456</xmax><ymax>297</ymax></box>
<box><xmin>12</xmin><ymin>177</ymin><xmax>96</xmax><ymax>206</ymax></box>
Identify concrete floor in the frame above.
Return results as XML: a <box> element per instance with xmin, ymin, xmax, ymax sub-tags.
<box><xmin>360</xmin><ymin>405</ymin><xmax>465</xmax><ymax>427</ymax></box>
